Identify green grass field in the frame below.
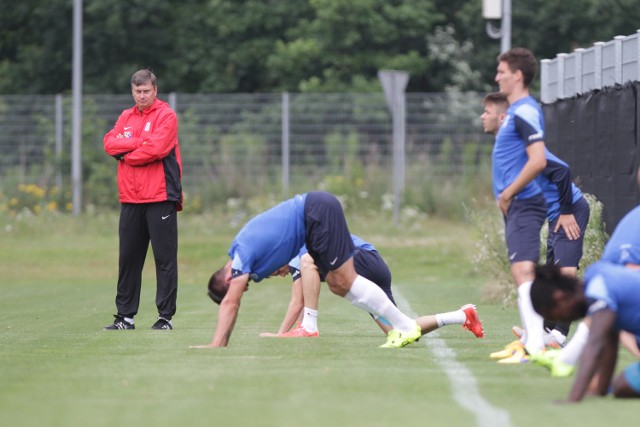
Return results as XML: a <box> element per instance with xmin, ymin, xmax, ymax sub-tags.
<box><xmin>0</xmin><ymin>212</ymin><xmax>636</xmax><ymax>427</ymax></box>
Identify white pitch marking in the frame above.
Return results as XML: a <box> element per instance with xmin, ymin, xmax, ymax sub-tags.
<box><xmin>394</xmin><ymin>289</ymin><xmax>512</xmax><ymax>427</ymax></box>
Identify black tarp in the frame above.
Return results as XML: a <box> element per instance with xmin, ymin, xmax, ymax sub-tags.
<box><xmin>542</xmin><ymin>82</ymin><xmax>640</xmax><ymax>233</ymax></box>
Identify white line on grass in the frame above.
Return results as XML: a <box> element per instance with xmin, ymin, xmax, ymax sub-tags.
<box><xmin>394</xmin><ymin>289</ymin><xmax>512</xmax><ymax>427</ymax></box>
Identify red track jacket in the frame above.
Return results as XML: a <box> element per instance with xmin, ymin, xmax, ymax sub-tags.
<box><xmin>103</xmin><ymin>99</ymin><xmax>183</xmax><ymax>209</ymax></box>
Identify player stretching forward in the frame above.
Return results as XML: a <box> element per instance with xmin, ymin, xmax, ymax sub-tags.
<box><xmin>531</xmin><ymin>204</ymin><xmax>640</xmax><ymax>377</ymax></box>
<box><xmin>531</xmin><ymin>261</ymin><xmax>640</xmax><ymax>402</ymax></box>
<box><xmin>247</xmin><ymin>235</ymin><xmax>484</xmax><ymax>339</ymax></box>
<box><xmin>192</xmin><ymin>191</ymin><xmax>462</xmax><ymax>348</ymax></box>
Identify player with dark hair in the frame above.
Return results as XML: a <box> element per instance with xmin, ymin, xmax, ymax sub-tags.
<box><xmin>481</xmin><ymin>92</ymin><xmax>509</xmax><ymax>136</ymax></box>
<box><xmin>532</xmin><ymin>203</ymin><xmax>640</xmax><ymax>377</ymax></box>
<box><xmin>193</xmin><ymin>192</ymin><xmax>429</xmax><ymax>348</ymax></box>
<box><xmin>530</xmin><ymin>262</ymin><xmax>640</xmax><ymax>402</ymax></box>
<box><xmin>489</xmin><ymin>47</ymin><xmax>550</xmax><ymax>362</ymax></box>
<box><xmin>482</xmin><ymin>90</ymin><xmax>589</xmax><ymax>357</ymax></box>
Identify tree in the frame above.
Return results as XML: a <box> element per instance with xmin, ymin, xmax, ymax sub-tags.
<box><xmin>0</xmin><ymin>0</ymin><xmax>73</xmax><ymax>94</ymax></box>
<box><xmin>267</xmin><ymin>0</ymin><xmax>443</xmax><ymax>92</ymax></box>
<box><xmin>1</xmin><ymin>0</ymin><xmax>639</xmax><ymax>94</ymax></box>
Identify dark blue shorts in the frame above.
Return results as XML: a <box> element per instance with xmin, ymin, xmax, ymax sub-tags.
<box><xmin>301</xmin><ymin>248</ymin><xmax>395</xmax><ymax>304</ymax></box>
<box><xmin>504</xmin><ymin>193</ymin><xmax>547</xmax><ymax>263</ymax></box>
<box><xmin>353</xmin><ymin>249</ymin><xmax>395</xmax><ymax>304</ymax></box>
<box><xmin>304</xmin><ymin>192</ymin><xmax>354</xmax><ymax>274</ymax></box>
<box><xmin>546</xmin><ymin>196</ymin><xmax>590</xmax><ymax>268</ymax></box>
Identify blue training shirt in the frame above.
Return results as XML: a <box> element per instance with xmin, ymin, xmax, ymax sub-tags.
<box><xmin>601</xmin><ymin>206</ymin><xmax>640</xmax><ymax>265</ymax></box>
<box><xmin>492</xmin><ymin>95</ymin><xmax>544</xmax><ymax>200</ymax></box>
<box><xmin>229</xmin><ymin>193</ymin><xmax>307</xmax><ymax>282</ymax></box>
<box><xmin>583</xmin><ymin>261</ymin><xmax>640</xmax><ymax>336</ymax></box>
<box><xmin>538</xmin><ymin>148</ymin><xmax>583</xmax><ymax>222</ymax></box>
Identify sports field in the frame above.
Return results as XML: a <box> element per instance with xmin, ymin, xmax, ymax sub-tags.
<box><xmin>0</xmin><ymin>212</ymin><xmax>635</xmax><ymax>427</ymax></box>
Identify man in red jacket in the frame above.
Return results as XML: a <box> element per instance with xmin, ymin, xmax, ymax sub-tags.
<box><xmin>103</xmin><ymin>69</ymin><xmax>183</xmax><ymax>331</ymax></box>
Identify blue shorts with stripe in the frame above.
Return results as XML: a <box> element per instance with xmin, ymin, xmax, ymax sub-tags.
<box><xmin>292</xmin><ymin>248</ymin><xmax>395</xmax><ymax>305</ymax></box>
<box><xmin>504</xmin><ymin>193</ymin><xmax>547</xmax><ymax>263</ymax></box>
<box><xmin>546</xmin><ymin>196</ymin><xmax>590</xmax><ymax>268</ymax></box>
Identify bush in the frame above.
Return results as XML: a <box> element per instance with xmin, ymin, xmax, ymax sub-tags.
<box><xmin>468</xmin><ymin>193</ymin><xmax>608</xmax><ymax>307</ymax></box>
<box><xmin>0</xmin><ymin>183</ymin><xmax>72</xmax><ymax>217</ymax></box>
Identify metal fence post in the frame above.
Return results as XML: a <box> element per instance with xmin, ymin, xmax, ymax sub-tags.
<box><xmin>378</xmin><ymin>70</ymin><xmax>409</xmax><ymax>226</ymax></box>
<box><xmin>71</xmin><ymin>0</ymin><xmax>83</xmax><ymax>215</ymax></box>
<box><xmin>281</xmin><ymin>92</ymin><xmax>290</xmax><ymax>199</ymax></box>
<box><xmin>55</xmin><ymin>94</ymin><xmax>63</xmax><ymax>191</ymax></box>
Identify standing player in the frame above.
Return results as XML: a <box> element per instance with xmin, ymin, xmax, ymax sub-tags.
<box><xmin>192</xmin><ymin>191</ymin><xmax>423</xmax><ymax>348</ymax></box>
<box><xmin>531</xmin><ymin>262</ymin><xmax>640</xmax><ymax>402</ymax></box>
<box><xmin>102</xmin><ymin>69</ymin><xmax>183</xmax><ymax>331</ymax></box>
<box><xmin>534</xmin><ymin>150</ymin><xmax>589</xmax><ymax>346</ymax></box>
<box><xmin>249</xmin><ymin>235</ymin><xmax>484</xmax><ymax>339</ymax></box>
<box><xmin>490</xmin><ymin>48</ymin><xmax>548</xmax><ymax>362</ymax></box>
<box><xmin>481</xmin><ymin>92</ymin><xmax>589</xmax><ymax>358</ymax></box>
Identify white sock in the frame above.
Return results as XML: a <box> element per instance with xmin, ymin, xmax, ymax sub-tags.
<box><xmin>345</xmin><ymin>275</ymin><xmax>415</xmax><ymax>333</ymax></box>
<box><xmin>559</xmin><ymin>322</ymin><xmax>589</xmax><ymax>365</ymax></box>
<box><xmin>517</xmin><ymin>281</ymin><xmax>545</xmax><ymax>354</ymax></box>
<box><xmin>301</xmin><ymin>307</ymin><xmax>318</xmax><ymax>333</ymax></box>
<box><xmin>125</xmin><ymin>317</ymin><xmax>134</xmax><ymax>325</ymax></box>
<box><xmin>435</xmin><ymin>309</ymin><xmax>466</xmax><ymax>328</ymax></box>
<box><xmin>549</xmin><ymin>329</ymin><xmax>567</xmax><ymax>346</ymax></box>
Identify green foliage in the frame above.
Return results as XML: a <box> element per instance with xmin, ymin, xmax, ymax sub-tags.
<box><xmin>271</xmin><ymin>0</ymin><xmax>442</xmax><ymax>92</ymax></box>
<box><xmin>402</xmin><ymin>137</ymin><xmax>493</xmax><ymax>220</ymax></box>
<box><xmin>466</xmin><ymin>198</ymin><xmax>514</xmax><ymax>307</ymax></box>
<box><xmin>324</xmin><ymin>129</ymin><xmax>361</xmax><ymax>175</ymax></box>
<box><xmin>469</xmin><ymin>193</ymin><xmax>609</xmax><ymax>306</ymax></box>
<box><xmin>4</xmin><ymin>0</ymin><xmax>639</xmax><ymax>94</ymax></box>
<box><xmin>217</xmin><ymin>132</ymin><xmax>273</xmax><ymax>199</ymax></box>
<box><xmin>0</xmin><ymin>1</ymin><xmax>616</xmax><ymax>95</ymax></box>
<box><xmin>0</xmin><ymin>183</ymin><xmax>71</xmax><ymax>217</ymax></box>
<box><xmin>577</xmin><ymin>193</ymin><xmax>608</xmax><ymax>270</ymax></box>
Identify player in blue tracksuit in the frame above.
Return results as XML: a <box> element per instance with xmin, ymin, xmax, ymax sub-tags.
<box><xmin>483</xmin><ymin>91</ymin><xmax>588</xmax><ymax>355</ymax></box>
<box><xmin>192</xmin><ymin>191</ymin><xmax>422</xmax><ymax>348</ymax></box>
<box><xmin>491</xmin><ymin>47</ymin><xmax>548</xmax><ymax>360</ymax></box>
<box><xmin>537</xmin><ymin>149</ymin><xmax>590</xmax><ymax>344</ymax></box>
<box><xmin>531</xmin><ymin>261</ymin><xmax>640</xmax><ymax>402</ymax></box>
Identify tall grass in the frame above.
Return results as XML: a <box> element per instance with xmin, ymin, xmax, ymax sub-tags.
<box><xmin>468</xmin><ymin>193</ymin><xmax>608</xmax><ymax>306</ymax></box>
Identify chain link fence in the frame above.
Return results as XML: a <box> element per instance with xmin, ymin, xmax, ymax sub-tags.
<box><xmin>0</xmin><ymin>92</ymin><xmax>493</xmax><ymax>217</ymax></box>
